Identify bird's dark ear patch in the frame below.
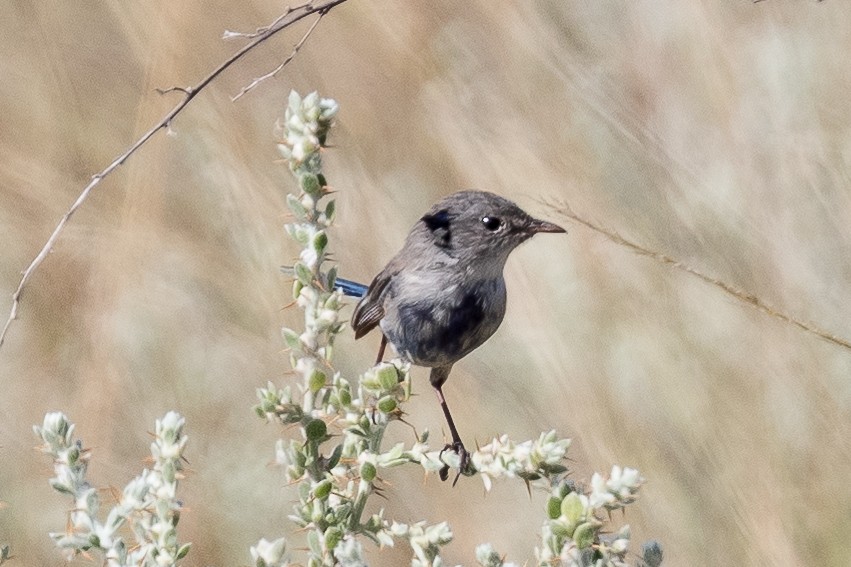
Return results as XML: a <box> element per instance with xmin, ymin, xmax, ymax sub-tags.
<box><xmin>423</xmin><ymin>209</ymin><xmax>450</xmax><ymax>231</ymax></box>
<box><xmin>422</xmin><ymin>209</ymin><xmax>452</xmax><ymax>248</ymax></box>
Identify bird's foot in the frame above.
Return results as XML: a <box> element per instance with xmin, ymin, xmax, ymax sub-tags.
<box><xmin>438</xmin><ymin>441</ymin><xmax>469</xmax><ymax>486</ymax></box>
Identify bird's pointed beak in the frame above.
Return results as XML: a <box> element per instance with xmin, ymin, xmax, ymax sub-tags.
<box><xmin>527</xmin><ymin>218</ymin><xmax>566</xmax><ymax>234</ymax></box>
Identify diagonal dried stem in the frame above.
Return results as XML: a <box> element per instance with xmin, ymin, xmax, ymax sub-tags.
<box><xmin>0</xmin><ymin>0</ymin><xmax>350</xmax><ymax>349</ymax></box>
<box><xmin>546</xmin><ymin>198</ymin><xmax>851</xmax><ymax>354</ymax></box>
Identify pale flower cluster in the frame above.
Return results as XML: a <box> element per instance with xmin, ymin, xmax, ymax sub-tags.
<box><xmin>276</xmin><ymin>90</ymin><xmax>338</xmax><ymax>170</ymax></box>
<box><xmin>472</xmin><ymin>430</ymin><xmax>571</xmax><ymax>491</ymax></box>
<box><xmin>589</xmin><ymin>465</ymin><xmax>643</xmax><ymax>510</ymax></box>
<box><xmin>35</xmin><ymin>411</ymin><xmax>190</xmax><ymax>566</ymax></box>
<box><xmin>389</xmin><ymin>521</ymin><xmax>454</xmax><ymax>567</ymax></box>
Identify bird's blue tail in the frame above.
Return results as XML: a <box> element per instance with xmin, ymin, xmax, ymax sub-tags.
<box><xmin>280</xmin><ymin>265</ymin><xmax>367</xmax><ymax>298</ymax></box>
<box><xmin>333</xmin><ymin>277</ymin><xmax>368</xmax><ymax>298</ymax></box>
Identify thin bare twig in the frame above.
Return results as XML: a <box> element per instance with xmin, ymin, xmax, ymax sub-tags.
<box><xmin>0</xmin><ymin>0</ymin><xmax>349</xmax><ymax>349</ymax></box>
<box><xmin>232</xmin><ymin>10</ymin><xmax>327</xmax><ymax>102</ymax></box>
<box><xmin>547</xmin><ymin>199</ymin><xmax>851</xmax><ymax>353</ymax></box>
<box><xmin>223</xmin><ymin>2</ymin><xmax>310</xmax><ymax>40</ymax></box>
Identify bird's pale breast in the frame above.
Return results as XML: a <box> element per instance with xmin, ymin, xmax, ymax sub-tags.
<box><xmin>379</xmin><ymin>272</ymin><xmax>507</xmax><ymax>368</ymax></box>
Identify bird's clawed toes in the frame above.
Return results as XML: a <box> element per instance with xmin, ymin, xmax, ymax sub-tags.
<box><xmin>438</xmin><ymin>441</ymin><xmax>470</xmax><ymax>486</ymax></box>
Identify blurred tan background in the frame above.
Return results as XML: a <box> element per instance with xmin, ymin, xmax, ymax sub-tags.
<box><xmin>2</xmin><ymin>1</ymin><xmax>850</xmax><ymax>565</ymax></box>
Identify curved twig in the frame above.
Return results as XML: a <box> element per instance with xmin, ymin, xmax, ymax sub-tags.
<box><xmin>0</xmin><ymin>0</ymin><xmax>349</xmax><ymax>349</ymax></box>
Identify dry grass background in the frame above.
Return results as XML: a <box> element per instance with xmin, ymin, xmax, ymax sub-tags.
<box><xmin>1</xmin><ymin>1</ymin><xmax>850</xmax><ymax>565</ymax></box>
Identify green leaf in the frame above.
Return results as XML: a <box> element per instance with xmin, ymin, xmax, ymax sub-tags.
<box><xmin>326</xmin><ymin>444</ymin><xmax>343</xmax><ymax>470</ymax></box>
<box><xmin>288</xmin><ymin>90</ymin><xmax>302</xmax><ymax>111</ymax></box>
<box><xmin>312</xmin><ymin>230</ymin><xmax>328</xmax><ymax>254</ymax></box>
<box><xmin>176</xmin><ymin>543</ymin><xmax>192</xmax><ymax>560</ymax></box>
<box><xmin>308</xmin><ymin>370</ymin><xmax>326</xmax><ymax>393</ymax></box>
<box><xmin>573</xmin><ymin>521</ymin><xmax>595</xmax><ymax>549</ymax></box>
<box><xmin>282</xmin><ymin>328</ymin><xmax>301</xmax><ymax>350</ymax></box>
<box><xmin>324</xmin><ymin>199</ymin><xmax>336</xmax><ymax>223</ymax></box>
<box><xmin>300</xmin><ymin>173</ymin><xmax>321</xmax><ymax>196</ymax></box>
<box><xmin>561</xmin><ymin>492</ymin><xmax>584</xmax><ymax>524</ymax></box>
<box><xmin>293</xmin><ymin>262</ymin><xmax>313</xmax><ymax>286</ymax></box>
<box><xmin>376</xmin><ymin>364</ymin><xmax>399</xmax><ymax>391</ymax></box>
<box><xmin>549</xmin><ymin>518</ymin><xmax>571</xmax><ymax>537</ymax></box>
<box><xmin>287</xmin><ymin>193</ymin><xmax>308</xmax><ymax>220</ymax></box>
<box><xmin>307</xmin><ymin>529</ymin><xmax>321</xmax><ymax>556</ymax></box>
<box><xmin>541</xmin><ymin>463</ymin><xmax>568</xmax><ymax>475</ymax></box>
<box><xmin>546</xmin><ymin>496</ymin><xmax>562</xmax><ymax>519</ymax></box>
<box><xmin>325</xmin><ymin>265</ymin><xmax>337</xmax><ymax>289</ymax></box>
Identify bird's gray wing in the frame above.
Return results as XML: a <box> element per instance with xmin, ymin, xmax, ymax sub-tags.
<box><xmin>351</xmin><ymin>267</ymin><xmax>394</xmax><ymax>339</ymax></box>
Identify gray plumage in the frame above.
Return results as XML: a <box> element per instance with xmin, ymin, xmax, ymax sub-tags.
<box><xmin>351</xmin><ymin>190</ymin><xmax>564</xmax><ymax>482</ymax></box>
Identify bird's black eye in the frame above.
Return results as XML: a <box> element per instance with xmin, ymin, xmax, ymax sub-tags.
<box><xmin>481</xmin><ymin>216</ymin><xmax>502</xmax><ymax>231</ymax></box>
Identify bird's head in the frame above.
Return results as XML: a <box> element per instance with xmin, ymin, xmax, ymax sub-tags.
<box><xmin>412</xmin><ymin>190</ymin><xmax>565</xmax><ymax>269</ymax></box>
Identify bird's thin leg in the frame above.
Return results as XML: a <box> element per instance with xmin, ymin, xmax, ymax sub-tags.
<box><xmin>435</xmin><ymin>386</ymin><xmax>463</xmax><ymax>446</ymax></box>
<box><xmin>435</xmin><ymin>385</ymin><xmax>469</xmax><ymax>486</ymax></box>
<box><xmin>374</xmin><ymin>334</ymin><xmax>387</xmax><ymax>365</ymax></box>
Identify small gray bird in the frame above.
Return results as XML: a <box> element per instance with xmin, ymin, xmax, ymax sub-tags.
<box><xmin>345</xmin><ymin>190</ymin><xmax>565</xmax><ymax>483</ymax></box>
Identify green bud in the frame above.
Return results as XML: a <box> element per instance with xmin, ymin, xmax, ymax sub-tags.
<box><xmin>176</xmin><ymin>543</ymin><xmax>192</xmax><ymax>560</ymax></box>
<box><xmin>324</xmin><ymin>526</ymin><xmax>342</xmax><ymax>552</ymax></box>
<box><xmin>292</xmin><ymin>280</ymin><xmax>303</xmax><ymax>300</ymax></box>
<box><xmin>360</xmin><ymin>461</ymin><xmax>377</xmax><ymax>483</ymax></box>
<box><xmin>339</xmin><ymin>387</ymin><xmax>351</xmax><ymax>407</ymax></box>
<box><xmin>377</xmin><ymin>396</ymin><xmax>397</xmax><ymax>413</ymax></box>
<box><xmin>312</xmin><ymin>479</ymin><xmax>332</xmax><ymax>500</ymax></box>
<box><xmin>642</xmin><ymin>540</ymin><xmax>664</xmax><ymax>567</ymax></box>
<box><xmin>305</xmin><ymin>419</ymin><xmax>327</xmax><ymax>442</ymax></box>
